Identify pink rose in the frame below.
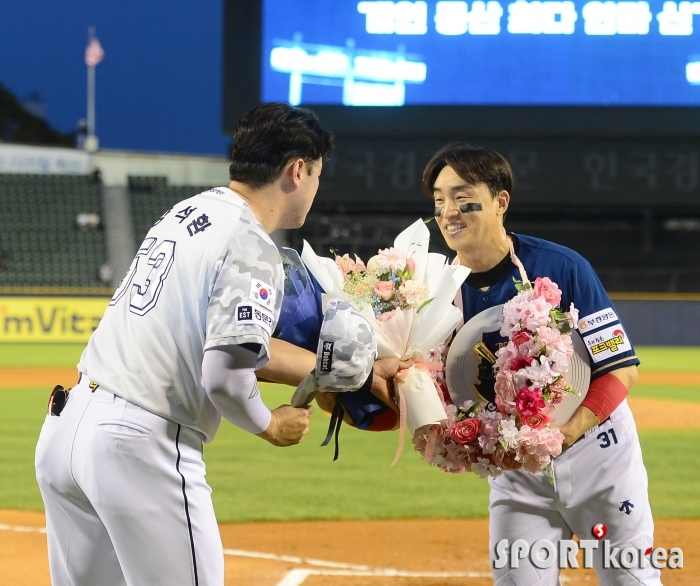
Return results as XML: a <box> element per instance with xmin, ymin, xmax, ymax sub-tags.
<box><xmin>523</xmin><ymin>410</ymin><xmax>550</xmax><ymax>429</ymax></box>
<box><xmin>534</xmin><ymin>277</ymin><xmax>562</xmax><ymax>307</ymax></box>
<box><xmin>511</xmin><ymin>331</ymin><xmax>532</xmax><ymax>347</ymax></box>
<box><xmin>377</xmin><ymin>309</ymin><xmax>396</xmax><ymax>322</ymax></box>
<box><xmin>516</xmin><ymin>387</ymin><xmax>545</xmax><ymax>418</ymax></box>
<box><xmin>450</xmin><ymin>418</ymin><xmax>480</xmax><ymax>445</ymax></box>
<box><xmin>373</xmin><ymin>280</ymin><xmax>395</xmax><ymax>300</ymax></box>
<box><xmin>405</xmin><ymin>257</ymin><xmax>416</xmax><ymax>276</ymax></box>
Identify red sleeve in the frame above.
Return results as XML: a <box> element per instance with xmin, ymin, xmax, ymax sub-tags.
<box><xmin>581</xmin><ymin>373</ymin><xmax>629</xmax><ymax>422</ymax></box>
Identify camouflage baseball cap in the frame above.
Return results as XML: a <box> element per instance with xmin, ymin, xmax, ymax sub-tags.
<box><xmin>291</xmin><ymin>300</ymin><xmax>378</xmax><ymax>407</ymax></box>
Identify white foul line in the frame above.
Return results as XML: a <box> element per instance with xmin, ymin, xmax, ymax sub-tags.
<box><xmin>0</xmin><ymin>524</ymin><xmax>46</xmax><ymax>534</ymax></box>
<box><xmin>276</xmin><ymin>569</ymin><xmax>493</xmax><ymax>586</ymax></box>
<box><xmin>223</xmin><ymin>548</ymin><xmax>374</xmax><ymax>570</ymax></box>
<box><xmin>222</xmin><ymin>548</ymin><xmax>492</xmax><ymax>585</ymax></box>
<box><xmin>6</xmin><ymin>525</ymin><xmax>494</xmax><ymax>585</ymax></box>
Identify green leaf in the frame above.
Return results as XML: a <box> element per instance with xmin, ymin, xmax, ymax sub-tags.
<box><xmin>417</xmin><ymin>297</ymin><xmax>434</xmax><ymax>313</ymax></box>
<box><xmin>463</xmin><ymin>402</ymin><xmax>481</xmax><ymax>417</ymax></box>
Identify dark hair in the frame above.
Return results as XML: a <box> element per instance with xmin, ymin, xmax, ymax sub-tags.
<box><xmin>229</xmin><ymin>103</ymin><xmax>334</xmax><ymax>189</ymax></box>
<box><xmin>422</xmin><ymin>143</ymin><xmax>514</xmax><ymax>199</ymax></box>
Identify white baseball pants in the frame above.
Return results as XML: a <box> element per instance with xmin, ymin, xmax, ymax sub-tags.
<box><xmin>489</xmin><ymin>400</ymin><xmax>662</xmax><ymax>586</ymax></box>
<box><xmin>35</xmin><ymin>377</ymin><xmax>224</xmax><ymax>586</ymax></box>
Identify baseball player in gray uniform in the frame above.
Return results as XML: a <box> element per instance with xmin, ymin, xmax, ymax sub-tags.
<box><xmin>35</xmin><ymin>103</ymin><xmax>349</xmax><ymax>586</ymax></box>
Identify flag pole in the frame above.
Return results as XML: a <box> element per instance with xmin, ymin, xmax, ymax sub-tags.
<box><xmin>85</xmin><ymin>26</ymin><xmax>100</xmax><ymax>152</ymax></box>
<box><xmin>87</xmin><ymin>64</ymin><xmax>95</xmax><ymax>138</ymax></box>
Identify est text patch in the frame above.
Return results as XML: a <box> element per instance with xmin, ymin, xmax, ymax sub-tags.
<box><xmin>235</xmin><ymin>303</ymin><xmax>274</xmax><ymax>334</ymax></box>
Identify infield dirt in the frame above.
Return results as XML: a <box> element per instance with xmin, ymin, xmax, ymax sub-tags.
<box><xmin>1</xmin><ymin>510</ymin><xmax>696</xmax><ymax>585</ymax></box>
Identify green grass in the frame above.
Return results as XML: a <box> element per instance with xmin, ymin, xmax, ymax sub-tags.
<box><xmin>0</xmin><ymin>343</ymin><xmax>85</xmax><ymax>367</ymax></box>
<box><xmin>2</xmin><ymin>344</ymin><xmax>700</xmax><ymax>520</ymax></box>
<box><xmin>639</xmin><ymin>430</ymin><xmax>700</xmax><ymax>519</ymax></box>
<box><xmin>0</xmin><ymin>388</ymin><xmax>47</xmax><ymax>510</ymax></box>
<box><xmin>631</xmin><ymin>385</ymin><xmax>700</xmax><ymax>403</ymax></box>
<box><xmin>636</xmin><ymin>346</ymin><xmax>700</xmax><ymax>372</ymax></box>
<box><xmin>3</xmin><ymin>384</ymin><xmax>700</xmax><ymax>520</ymax></box>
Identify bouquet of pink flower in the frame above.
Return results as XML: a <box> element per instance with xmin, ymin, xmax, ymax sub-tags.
<box><xmin>413</xmin><ymin>266</ymin><xmax>580</xmax><ymax>479</ymax></box>
<box><xmin>335</xmin><ymin>248</ymin><xmax>432</xmax><ymax>321</ymax></box>
<box><xmin>300</xmin><ymin>219</ymin><xmax>470</xmax><ymax>440</ymax></box>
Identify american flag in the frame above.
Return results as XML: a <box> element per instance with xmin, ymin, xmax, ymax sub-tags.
<box><xmin>85</xmin><ymin>33</ymin><xmax>104</xmax><ymax>67</ymax></box>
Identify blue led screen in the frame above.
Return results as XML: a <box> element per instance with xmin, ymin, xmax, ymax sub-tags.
<box><xmin>261</xmin><ymin>0</ymin><xmax>700</xmax><ymax>106</ymax></box>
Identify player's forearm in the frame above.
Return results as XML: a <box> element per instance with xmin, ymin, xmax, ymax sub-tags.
<box><xmin>202</xmin><ymin>347</ymin><xmax>272</xmax><ymax>434</ymax></box>
<box><xmin>257</xmin><ymin>337</ymin><xmax>316</xmax><ymax>386</ymax></box>
<box><xmin>558</xmin><ymin>405</ymin><xmax>599</xmax><ymax>449</ymax></box>
<box><xmin>608</xmin><ymin>364</ymin><xmax>639</xmax><ymax>390</ymax></box>
<box><xmin>560</xmin><ymin>365</ymin><xmax>637</xmax><ymax>448</ymax></box>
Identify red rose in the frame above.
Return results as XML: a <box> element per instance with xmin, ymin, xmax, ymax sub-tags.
<box><xmin>512</xmin><ymin>331</ymin><xmax>532</xmax><ymax>347</ymax></box>
<box><xmin>450</xmin><ymin>418</ymin><xmax>480</xmax><ymax>445</ymax></box>
<box><xmin>523</xmin><ymin>411</ymin><xmax>550</xmax><ymax>429</ymax></box>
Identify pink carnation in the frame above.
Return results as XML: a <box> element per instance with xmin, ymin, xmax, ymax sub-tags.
<box><xmin>516</xmin><ymin>387</ymin><xmax>545</xmax><ymax>417</ymax></box>
<box><xmin>534</xmin><ymin>277</ymin><xmax>562</xmax><ymax>307</ymax></box>
<box><xmin>494</xmin><ymin>370</ymin><xmax>517</xmax><ymax>402</ymax></box>
<box><xmin>547</xmin><ymin>378</ymin><xmax>567</xmax><ymax>406</ymax></box>
<box><xmin>377</xmin><ymin>309</ymin><xmax>396</xmax><ymax>322</ymax></box>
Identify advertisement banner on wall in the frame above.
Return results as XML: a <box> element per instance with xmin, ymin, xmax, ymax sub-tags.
<box><xmin>0</xmin><ymin>297</ymin><xmax>110</xmax><ymax>343</ymax></box>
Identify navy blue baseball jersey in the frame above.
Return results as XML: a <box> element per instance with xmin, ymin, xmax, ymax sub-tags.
<box><xmin>462</xmin><ymin>234</ymin><xmax>639</xmax><ymax>406</ymax></box>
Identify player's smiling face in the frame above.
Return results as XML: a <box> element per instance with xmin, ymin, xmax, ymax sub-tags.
<box><xmin>433</xmin><ymin>165</ymin><xmax>507</xmax><ymax>257</ymax></box>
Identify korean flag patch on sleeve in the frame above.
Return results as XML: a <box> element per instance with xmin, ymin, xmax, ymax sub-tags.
<box><xmin>249</xmin><ymin>279</ymin><xmax>275</xmax><ymax>310</ymax></box>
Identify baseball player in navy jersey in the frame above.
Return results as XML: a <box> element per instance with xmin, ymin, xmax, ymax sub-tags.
<box><xmin>271</xmin><ymin>143</ymin><xmax>662</xmax><ymax>585</ymax></box>
<box><xmin>424</xmin><ymin>143</ymin><xmax>661</xmax><ymax>586</ymax></box>
<box><xmin>35</xmin><ymin>103</ymin><xmax>350</xmax><ymax>586</ymax></box>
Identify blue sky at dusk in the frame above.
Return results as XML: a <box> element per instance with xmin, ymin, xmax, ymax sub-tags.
<box><xmin>0</xmin><ymin>1</ymin><xmax>230</xmax><ymax>155</ymax></box>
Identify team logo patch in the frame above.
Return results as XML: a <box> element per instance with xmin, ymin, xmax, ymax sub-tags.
<box><xmin>249</xmin><ymin>279</ymin><xmax>275</xmax><ymax>309</ymax></box>
<box><xmin>235</xmin><ymin>303</ymin><xmax>274</xmax><ymax>334</ymax></box>
<box><xmin>582</xmin><ymin>324</ymin><xmax>632</xmax><ymax>363</ymax></box>
<box><xmin>578</xmin><ymin>307</ymin><xmax>619</xmax><ymax>332</ymax></box>
<box><xmin>319</xmin><ymin>341</ymin><xmax>334</xmax><ymax>373</ymax></box>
